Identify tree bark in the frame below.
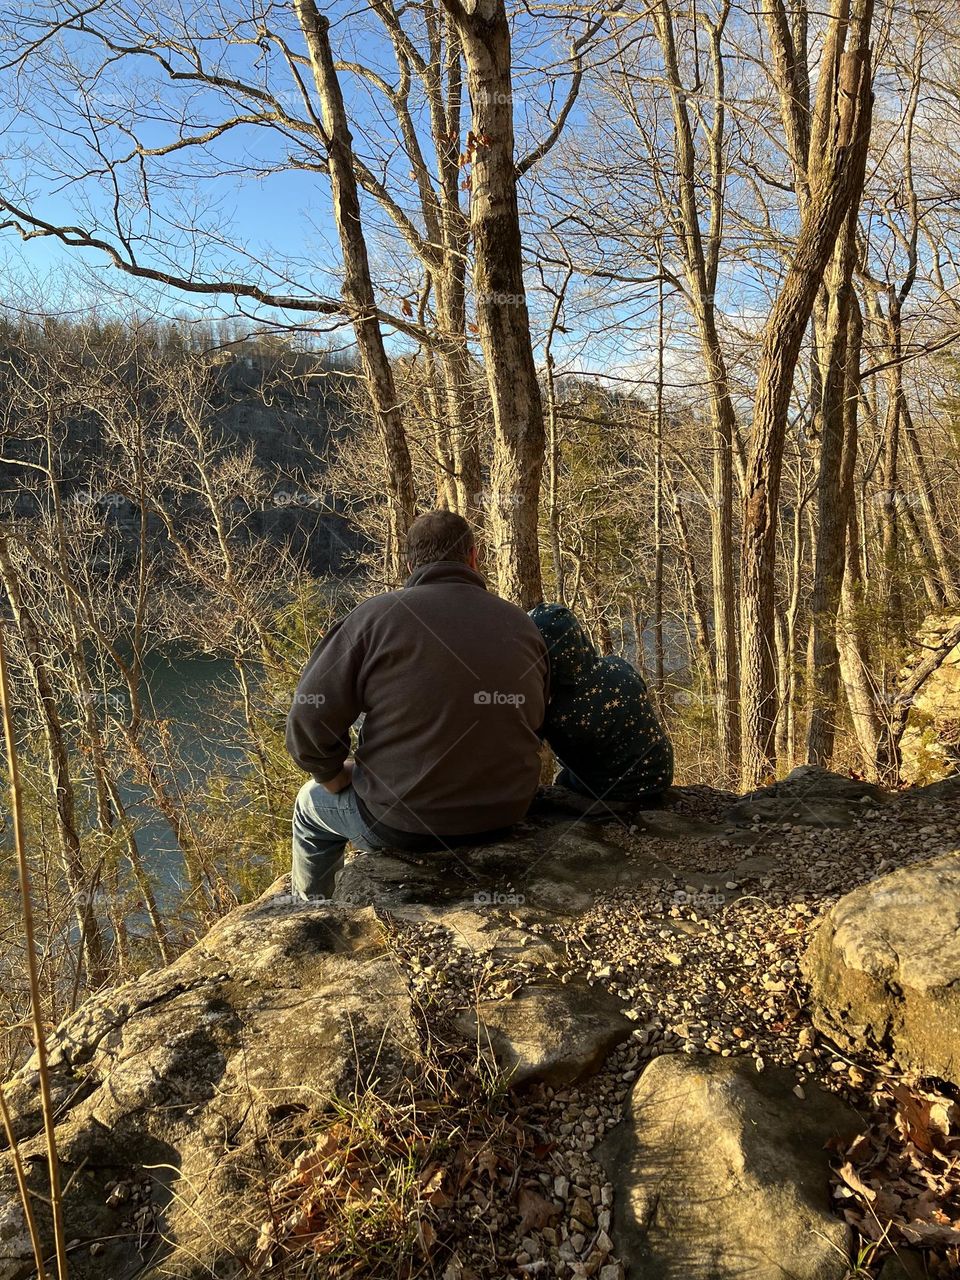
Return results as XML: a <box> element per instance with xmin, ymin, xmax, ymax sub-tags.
<box><xmin>805</xmin><ymin>207</ymin><xmax>862</xmax><ymax>765</ymax></box>
<box><xmin>651</xmin><ymin>0</ymin><xmax>739</xmax><ymax>775</ymax></box>
<box><xmin>0</xmin><ymin>537</ymin><xmax>108</xmax><ymax>983</ymax></box>
<box><xmin>441</xmin><ymin>0</ymin><xmax>545</xmax><ymax>606</ymax></box>
<box><xmin>740</xmin><ymin>0</ymin><xmax>875</xmax><ymax>787</ymax></box>
<box><xmin>295</xmin><ymin>0</ymin><xmax>416</xmax><ymax>581</ymax></box>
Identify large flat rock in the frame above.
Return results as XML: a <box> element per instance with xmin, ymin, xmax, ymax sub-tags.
<box><xmin>334</xmin><ymin>820</ymin><xmax>681</xmax><ymax>918</ymax></box>
<box><xmin>802</xmin><ymin>852</ymin><xmax>960</xmax><ymax>1083</ymax></box>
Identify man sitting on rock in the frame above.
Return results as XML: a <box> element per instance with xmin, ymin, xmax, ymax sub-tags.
<box><xmin>529</xmin><ymin>602</ymin><xmax>674</xmax><ymax>805</ymax></box>
<box><xmin>286</xmin><ymin>510</ymin><xmax>550</xmax><ymax>899</ymax></box>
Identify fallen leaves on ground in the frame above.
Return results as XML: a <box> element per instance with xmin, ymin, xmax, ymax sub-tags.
<box><xmin>831</xmin><ymin>1077</ymin><xmax>960</xmax><ymax>1274</ymax></box>
<box><xmin>517</xmin><ymin>1185</ymin><xmax>561</xmax><ymax>1234</ymax></box>
<box><xmin>248</xmin><ymin>1090</ymin><xmax>525</xmax><ymax>1278</ymax></box>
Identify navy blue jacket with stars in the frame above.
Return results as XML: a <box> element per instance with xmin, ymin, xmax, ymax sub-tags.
<box><xmin>529</xmin><ymin>603</ymin><xmax>674</xmax><ymax>802</ymax></box>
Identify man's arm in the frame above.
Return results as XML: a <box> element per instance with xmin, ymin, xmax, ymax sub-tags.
<box><xmin>286</xmin><ymin>614</ymin><xmax>365</xmax><ymax>785</ymax></box>
<box><xmin>321</xmin><ymin>758</ymin><xmax>354</xmax><ymax>794</ymax></box>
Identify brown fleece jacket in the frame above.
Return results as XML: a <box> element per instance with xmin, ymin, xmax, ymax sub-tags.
<box><xmin>286</xmin><ymin>560</ymin><xmax>549</xmax><ymax>845</ymax></box>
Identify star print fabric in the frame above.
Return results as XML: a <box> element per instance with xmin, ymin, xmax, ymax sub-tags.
<box><xmin>529</xmin><ymin>603</ymin><xmax>674</xmax><ymax>803</ymax></box>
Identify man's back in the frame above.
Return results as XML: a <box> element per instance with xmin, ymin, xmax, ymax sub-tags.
<box><xmin>287</xmin><ymin>559</ymin><xmax>549</xmax><ymax>846</ymax></box>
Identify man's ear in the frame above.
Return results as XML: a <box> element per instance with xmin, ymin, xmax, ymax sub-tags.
<box><xmin>467</xmin><ymin>545</ymin><xmax>479</xmax><ymax>570</ymax></box>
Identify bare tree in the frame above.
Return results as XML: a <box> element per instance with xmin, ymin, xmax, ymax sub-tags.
<box><xmin>740</xmin><ymin>0</ymin><xmax>876</xmax><ymax>787</ymax></box>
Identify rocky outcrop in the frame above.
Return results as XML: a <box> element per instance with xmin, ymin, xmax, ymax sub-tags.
<box><xmin>899</xmin><ymin>614</ymin><xmax>960</xmax><ymax>784</ymax></box>
<box><xmin>0</xmin><ymin>895</ymin><xmax>419</xmax><ymax>1280</ymax></box>
<box><xmin>5</xmin><ymin>773</ymin><xmax>959</xmax><ymax>1280</ymax></box>
<box><xmin>803</xmin><ymin>852</ymin><xmax>960</xmax><ymax>1084</ymax></box>
<box><xmin>597</xmin><ymin>1055</ymin><xmax>862</xmax><ymax>1280</ymax></box>
<box><xmin>0</xmin><ymin>816</ymin><xmax>660</xmax><ymax>1280</ymax></box>
<box><xmin>728</xmin><ymin>763</ymin><xmax>889</xmax><ymax>827</ymax></box>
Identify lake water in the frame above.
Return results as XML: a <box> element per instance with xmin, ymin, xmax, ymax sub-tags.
<box><xmin>122</xmin><ymin>648</ymin><xmax>247</xmax><ymax>885</ymax></box>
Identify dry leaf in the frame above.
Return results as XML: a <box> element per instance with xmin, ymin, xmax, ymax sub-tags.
<box><xmin>845</xmin><ymin>1132</ymin><xmax>874</xmax><ymax>1163</ymax></box>
<box><xmin>871</xmin><ymin>1188</ymin><xmax>904</xmax><ymax>1219</ymax></box>
<box><xmin>517</xmin><ymin>1186</ymin><xmax>561</xmax><ymax>1233</ymax></box>
<box><xmin>892</xmin><ymin>1084</ymin><xmax>950</xmax><ymax>1155</ymax></box>
<box><xmin>900</xmin><ymin>1220</ymin><xmax>960</xmax><ymax>1246</ymax></box>
<box><xmin>838</xmin><ymin>1161</ymin><xmax>877</xmax><ymax>1201</ymax></box>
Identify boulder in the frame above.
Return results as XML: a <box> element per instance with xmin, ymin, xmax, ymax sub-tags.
<box><xmin>333</xmin><ymin>819</ymin><xmax>681</xmax><ymax>918</ymax></box>
<box><xmin>802</xmin><ymin>852</ymin><xmax>960</xmax><ymax>1083</ymax></box>
<box><xmin>910</xmin><ymin>772</ymin><xmax>960</xmax><ymax>806</ymax></box>
<box><xmin>899</xmin><ymin>613</ymin><xmax>960</xmax><ymax>784</ymax></box>
<box><xmin>597</xmin><ymin>1055</ymin><xmax>861</xmax><ymax>1280</ymax></box>
<box><xmin>333</xmin><ymin>798</ymin><xmax>765</xmax><ymax>925</ymax></box>
<box><xmin>0</xmin><ymin>885</ymin><xmax>418</xmax><ymax>1280</ymax></box>
<box><xmin>454</xmin><ymin>981</ymin><xmax>634</xmax><ymax>1088</ymax></box>
<box><xmin>727</xmin><ymin>764</ymin><xmax>889</xmax><ymax>828</ymax></box>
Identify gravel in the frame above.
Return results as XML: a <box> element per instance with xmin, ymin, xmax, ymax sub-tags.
<box><xmin>380</xmin><ymin>783</ymin><xmax>960</xmax><ymax>1279</ymax></box>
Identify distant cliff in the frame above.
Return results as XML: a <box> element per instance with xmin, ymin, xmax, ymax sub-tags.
<box><xmin>0</xmin><ymin>341</ymin><xmax>366</xmax><ymax>576</ymax></box>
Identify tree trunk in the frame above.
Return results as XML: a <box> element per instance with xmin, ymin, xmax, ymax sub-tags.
<box><xmin>836</xmin><ymin>319</ymin><xmax>884</xmax><ymax>778</ymax></box>
<box><xmin>653</xmin><ymin>272</ymin><xmax>666</xmax><ymax>698</ymax></box>
<box><xmin>0</xmin><ymin>537</ymin><xmax>108</xmax><ymax>983</ymax></box>
<box><xmin>442</xmin><ymin>0</ymin><xmax>545</xmax><ymax>606</ymax></box>
<box><xmin>898</xmin><ymin>366</ymin><xmax>959</xmax><ymax>606</ymax></box>
<box><xmin>806</xmin><ymin>209</ymin><xmax>862</xmax><ymax>765</ymax></box>
<box><xmin>666</xmin><ymin>476</ymin><xmax>716</xmax><ymax>688</ymax></box>
<box><xmin>295</xmin><ymin>0</ymin><xmax>416</xmax><ymax>581</ymax></box>
<box><xmin>651</xmin><ymin>0</ymin><xmax>739</xmax><ymax>774</ymax></box>
<box><xmin>740</xmin><ymin>0</ymin><xmax>874</xmax><ymax>787</ymax></box>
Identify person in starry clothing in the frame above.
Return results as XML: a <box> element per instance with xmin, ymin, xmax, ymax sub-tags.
<box><xmin>529</xmin><ymin>603</ymin><xmax>674</xmax><ymax>803</ymax></box>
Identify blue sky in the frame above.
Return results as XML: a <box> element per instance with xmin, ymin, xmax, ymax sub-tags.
<box><xmin>0</xmin><ymin>2</ymin><xmax>582</xmax><ymax>334</ymax></box>
<box><xmin>2</xmin><ymin>0</ymin><xmax>929</xmax><ymax>399</ymax></box>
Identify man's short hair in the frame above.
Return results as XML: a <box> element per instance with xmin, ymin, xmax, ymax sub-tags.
<box><xmin>405</xmin><ymin>510</ymin><xmax>475</xmax><ymax>569</ymax></box>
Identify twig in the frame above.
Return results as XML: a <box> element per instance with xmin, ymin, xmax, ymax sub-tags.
<box><xmin>0</xmin><ymin>610</ymin><xmax>70</xmax><ymax>1279</ymax></box>
<box><xmin>0</xmin><ymin>1084</ymin><xmax>48</xmax><ymax>1279</ymax></box>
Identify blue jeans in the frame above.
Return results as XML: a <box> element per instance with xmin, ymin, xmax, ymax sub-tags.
<box><xmin>291</xmin><ymin>780</ymin><xmax>385</xmax><ymax>900</ymax></box>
